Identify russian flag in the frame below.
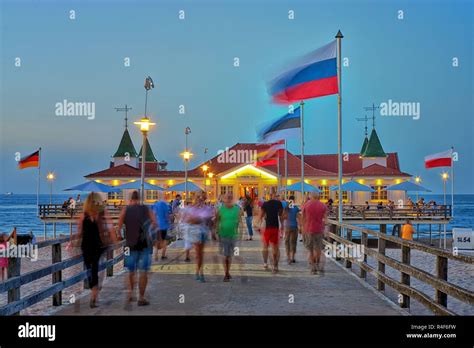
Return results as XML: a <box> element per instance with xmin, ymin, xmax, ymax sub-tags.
<box><xmin>424</xmin><ymin>149</ymin><xmax>453</xmax><ymax>169</ymax></box>
<box><xmin>268</xmin><ymin>40</ymin><xmax>338</xmax><ymax>104</ymax></box>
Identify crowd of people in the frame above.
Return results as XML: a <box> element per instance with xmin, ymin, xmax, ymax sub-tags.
<box><xmin>73</xmin><ymin>190</ymin><xmax>328</xmax><ymax>308</ymax></box>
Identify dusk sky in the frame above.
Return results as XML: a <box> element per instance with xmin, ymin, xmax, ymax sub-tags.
<box><xmin>0</xmin><ymin>0</ymin><xmax>472</xmax><ymax>194</ymax></box>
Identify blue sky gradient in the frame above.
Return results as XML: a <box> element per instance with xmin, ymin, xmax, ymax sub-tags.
<box><xmin>1</xmin><ymin>0</ymin><xmax>472</xmax><ymax>193</ymax></box>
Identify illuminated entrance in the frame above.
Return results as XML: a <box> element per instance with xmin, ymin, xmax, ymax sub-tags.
<box><xmin>240</xmin><ymin>184</ymin><xmax>259</xmax><ymax>199</ymax></box>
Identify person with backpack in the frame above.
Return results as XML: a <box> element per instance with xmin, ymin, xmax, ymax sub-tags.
<box><xmin>117</xmin><ymin>191</ymin><xmax>157</xmax><ymax>306</ymax></box>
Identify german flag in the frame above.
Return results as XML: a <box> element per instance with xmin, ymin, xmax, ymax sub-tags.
<box><xmin>18</xmin><ymin>150</ymin><xmax>40</xmax><ymax>169</ymax></box>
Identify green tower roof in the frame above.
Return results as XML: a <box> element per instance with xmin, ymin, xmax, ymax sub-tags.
<box><xmin>362</xmin><ymin>129</ymin><xmax>387</xmax><ymax>158</ymax></box>
<box><xmin>113</xmin><ymin>129</ymin><xmax>138</xmax><ymax>158</ymax></box>
<box><xmin>138</xmin><ymin>138</ymin><xmax>158</xmax><ymax>162</ymax></box>
<box><xmin>360</xmin><ymin>137</ymin><xmax>369</xmax><ymax>155</ymax></box>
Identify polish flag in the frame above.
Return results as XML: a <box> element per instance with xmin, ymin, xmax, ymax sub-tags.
<box><xmin>424</xmin><ymin>149</ymin><xmax>453</xmax><ymax>169</ymax></box>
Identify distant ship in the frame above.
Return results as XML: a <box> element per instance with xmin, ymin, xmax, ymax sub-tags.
<box><xmin>5</xmin><ymin>192</ymin><xmax>13</xmax><ymax>196</ymax></box>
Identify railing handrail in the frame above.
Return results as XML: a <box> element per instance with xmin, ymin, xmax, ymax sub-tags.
<box><xmin>325</xmin><ymin>219</ymin><xmax>473</xmax><ymax>315</ymax></box>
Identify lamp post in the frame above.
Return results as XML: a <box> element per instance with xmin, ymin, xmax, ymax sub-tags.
<box><xmin>415</xmin><ymin>176</ymin><xmax>421</xmax><ymax>202</ymax></box>
<box><xmin>180</xmin><ymin>150</ymin><xmax>193</xmax><ymax>203</ymax></box>
<box><xmin>202</xmin><ymin>164</ymin><xmax>209</xmax><ymax>197</ymax></box>
<box><xmin>441</xmin><ymin>172</ymin><xmax>449</xmax><ymax>249</ymax></box>
<box><xmin>46</xmin><ymin>172</ymin><xmax>55</xmax><ymax>204</ymax></box>
<box><xmin>134</xmin><ymin>76</ymin><xmax>155</xmax><ymax>204</ymax></box>
<box><xmin>208</xmin><ymin>172</ymin><xmax>214</xmax><ymax>201</ymax></box>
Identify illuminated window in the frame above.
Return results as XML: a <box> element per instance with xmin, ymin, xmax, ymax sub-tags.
<box><xmin>334</xmin><ymin>190</ymin><xmax>348</xmax><ymax>201</ymax></box>
<box><xmin>371</xmin><ymin>186</ymin><xmax>388</xmax><ymax>200</ymax></box>
<box><xmin>107</xmin><ymin>191</ymin><xmax>123</xmax><ymax>201</ymax></box>
<box><xmin>146</xmin><ymin>190</ymin><xmax>159</xmax><ymax>200</ymax></box>
<box><xmin>220</xmin><ymin>186</ymin><xmax>233</xmax><ymax>196</ymax></box>
<box><xmin>318</xmin><ymin>186</ymin><xmax>330</xmax><ymax>200</ymax></box>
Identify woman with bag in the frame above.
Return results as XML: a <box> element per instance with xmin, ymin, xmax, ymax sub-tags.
<box><xmin>75</xmin><ymin>192</ymin><xmax>116</xmax><ymax>308</ymax></box>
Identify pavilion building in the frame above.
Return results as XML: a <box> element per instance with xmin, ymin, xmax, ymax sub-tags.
<box><xmin>85</xmin><ymin>120</ymin><xmax>411</xmax><ymax>205</ymax></box>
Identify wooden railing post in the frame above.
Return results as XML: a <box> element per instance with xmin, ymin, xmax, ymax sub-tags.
<box><xmin>436</xmin><ymin>255</ymin><xmax>448</xmax><ymax>307</ymax></box>
<box><xmin>345</xmin><ymin>229</ymin><xmax>352</xmax><ymax>269</ymax></box>
<box><xmin>52</xmin><ymin>242</ymin><xmax>62</xmax><ymax>306</ymax></box>
<box><xmin>7</xmin><ymin>256</ymin><xmax>21</xmax><ymax>315</ymax></box>
<box><xmin>359</xmin><ymin>231</ymin><xmax>367</xmax><ymax>279</ymax></box>
<box><xmin>400</xmin><ymin>245</ymin><xmax>411</xmax><ymax>308</ymax></box>
<box><xmin>106</xmin><ymin>248</ymin><xmax>114</xmax><ymax>277</ymax></box>
<box><xmin>378</xmin><ymin>225</ymin><xmax>386</xmax><ymax>292</ymax></box>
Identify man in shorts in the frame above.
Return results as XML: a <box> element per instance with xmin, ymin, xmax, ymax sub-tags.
<box><xmin>259</xmin><ymin>193</ymin><xmax>283</xmax><ymax>273</ymax></box>
<box><xmin>117</xmin><ymin>191</ymin><xmax>156</xmax><ymax>305</ymax></box>
<box><xmin>216</xmin><ymin>194</ymin><xmax>241</xmax><ymax>282</ymax></box>
<box><xmin>301</xmin><ymin>192</ymin><xmax>327</xmax><ymax>275</ymax></box>
<box><xmin>284</xmin><ymin>195</ymin><xmax>300</xmax><ymax>264</ymax></box>
<box><xmin>152</xmin><ymin>192</ymin><xmax>172</xmax><ymax>260</ymax></box>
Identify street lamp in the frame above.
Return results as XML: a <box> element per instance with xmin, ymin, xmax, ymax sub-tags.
<box><xmin>415</xmin><ymin>176</ymin><xmax>421</xmax><ymax>201</ymax></box>
<box><xmin>134</xmin><ymin>76</ymin><xmax>156</xmax><ymax>204</ymax></box>
<box><xmin>180</xmin><ymin>150</ymin><xmax>193</xmax><ymax>203</ymax></box>
<box><xmin>202</xmin><ymin>165</ymin><xmax>209</xmax><ymax>197</ymax></box>
<box><xmin>208</xmin><ymin>172</ymin><xmax>214</xmax><ymax>200</ymax></box>
<box><xmin>46</xmin><ymin>172</ymin><xmax>55</xmax><ymax>204</ymax></box>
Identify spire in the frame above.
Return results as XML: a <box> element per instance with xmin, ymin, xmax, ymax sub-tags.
<box><xmin>360</xmin><ymin>136</ymin><xmax>369</xmax><ymax>155</ymax></box>
<box><xmin>113</xmin><ymin>128</ymin><xmax>138</xmax><ymax>158</ymax></box>
<box><xmin>361</xmin><ymin>128</ymin><xmax>387</xmax><ymax>158</ymax></box>
<box><xmin>138</xmin><ymin>138</ymin><xmax>158</xmax><ymax>162</ymax></box>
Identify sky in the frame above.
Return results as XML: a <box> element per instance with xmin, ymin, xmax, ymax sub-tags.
<box><xmin>0</xmin><ymin>0</ymin><xmax>472</xmax><ymax>194</ymax></box>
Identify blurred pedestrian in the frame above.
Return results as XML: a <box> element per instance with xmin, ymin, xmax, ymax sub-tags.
<box><xmin>259</xmin><ymin>193</ymin><xmax>283</xmax><ymax>273</ymax></box>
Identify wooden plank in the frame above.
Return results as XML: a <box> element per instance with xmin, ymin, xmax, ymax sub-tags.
<box><xmin>7</xmin><ymin>257</ymin><xmax>21</xmax><ymax>316</ymax></box>
<box><xmin>436</xmin><ymin>256</ymin><xmax>448</xmax><ymax>307</ymax></box>
<box><xmin>345</xmin><ymin>229</ymin><xmax>352</xmax><ymax>269</ymax></box>
<box><xmin>401</xmin><ymin>245</ymin><xmax>410</xmax><ymax>308</ymax></box>
<box><xmin>52</xmin><ymin>243</ymin><xmax>62</xmax><ymax>306</ymax></box>
<box><xmin>378</xmin><ymin>225</ymin><xmax>386</xmax><ymax>292</ymax></box>
<box><xmin>360</xmin><ymin>231</ymin><xmax>367</xmax><ymax>279</ymax></box>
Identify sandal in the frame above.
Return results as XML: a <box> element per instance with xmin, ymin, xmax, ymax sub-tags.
<box><xmin>137</xmin><ymin>299</ymin><xmax>150</xmax><ymax>306</ymax></box>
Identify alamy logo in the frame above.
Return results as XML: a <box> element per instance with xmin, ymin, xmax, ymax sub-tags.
<box><xmin>18</xmin><ymin>322</ymin><xmax>56</xmax><ymax>341</ymax></box>
<box><xmin>217</xmin><ymin>147</ymin><xmax>257</xmax><ymax>164</ymax></box>
<box><xmin>380</xmin><ymin>99</ymin><xmax>420</xmax><ymax>120</ymax></box>
<box><xmin>55</xmin><ymin>99</ymin><xmax>95</xmax><ymax>120</ymax></box>
<box><xmin>324</xmin><ymin>242</ymin><xmax>365</xmax><ymax>261</ymax></box>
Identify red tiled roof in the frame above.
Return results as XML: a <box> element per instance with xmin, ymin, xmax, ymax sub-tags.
<box><xmin>350</xmin><ymin>164</ymin><xmax>410</xmax><ymax>177</ymax></box>
<box><xmin>85</xmin><ymin>143</ymin><xmax>410</xmax><ymax>178</ymax></box>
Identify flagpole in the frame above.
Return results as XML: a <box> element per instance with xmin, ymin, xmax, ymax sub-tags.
<box><xmin>451</xmin><ymin>146</ymin><xmax>454</xmax><ymax>217</ymax></box>
<box><xmin>277</xmin><ymin>148</ymin><xmax>281</xmax><ymax>194</ymax></box>
<box><xmin>284</xmin><ymin>139</ymin><xmax>288</xmax><ymax>200</ymax></box>
<box><xmin>300</xmin><ymin>101</ymin><xmax>305</xmax><ymax>205</ymax></box>
<box><xmin>336</xmin><ymin>30</ymin><xmax>344</xmax><ymax>226</ymax></box>
<box><xmin>37</xmin><ymin>147</ymin><xmax>42</xmax><ymax>216</ymax></box>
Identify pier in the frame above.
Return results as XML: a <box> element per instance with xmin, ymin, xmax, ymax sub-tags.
<box><xmin>1</xmin><ymin>218</ymin><xmax>471</xmax><ymax>316</ymax></box>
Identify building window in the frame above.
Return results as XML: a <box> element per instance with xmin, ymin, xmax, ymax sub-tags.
<box><xmin>334</xmin><ymin>190</ymin><xmax>348</xmax><ymax>201</ymax></box>
<box><xmin>146</xmin><ymin>190</ymin><xmax>159</xmax><ymax>201</ymax></box>
<box><xmin>220</xmin><ymin>185</ymin><xmax>233</xmax><ymax>197</ymax></box>
<box><xmin>107</xmin><ymin>191</ymin><xmax>123</xmax><ymax>201</ymax></box>
<box><xmin>318</xmin><ymin>186</ymin><xmax>330</xmax><ymax>200</ymax></box>
<box><xmin>371</xmin><ymin>186</ymin><xmax>388</xmax><ymax>201</ymax></box>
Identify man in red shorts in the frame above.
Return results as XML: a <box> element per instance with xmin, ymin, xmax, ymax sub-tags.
<box><xmin>302</xmin><ymin>192</ymin><xmax>327</xmax><ymax>274</ymax></box>
<box><xmin>259</xmin><ymin>193</ymin><xmax>283</xmax><ymax>273</ymax></box>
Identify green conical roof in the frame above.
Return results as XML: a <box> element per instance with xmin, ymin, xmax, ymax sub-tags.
<box><xmin>362</xmin><ymin>129</ymin><xmax>387</xmax><ymax>157</ymax></box>
<box><xmin>360</xmin><ymin>137</ymin><xmax>369</xmax><ymax>155</ymax></box>
<box><xmin>113</xmin><ymin>129</ymin><xmax>138</xmax><ymax>157</ymax></box>
<box><xmin>138</xmin><ymin>138</ymin><xmax>157</xmax><ymax>162</ymax></box>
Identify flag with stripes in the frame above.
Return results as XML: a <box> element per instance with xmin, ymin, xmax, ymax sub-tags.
<box><xmin>18</xmin><ymin>150</ymin><xmax>40</xmax><ymax>169</ymax></box>
<box><xmin>257</xmin><ymin>107</ymin><xmax>301</xmax><ymax>143</ymax></box>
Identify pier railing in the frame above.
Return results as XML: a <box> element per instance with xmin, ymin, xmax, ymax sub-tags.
<box><xmin>328</xmin><ymin>204</ymin><xmax>451</xmax><ymax>221</ymax></box>
<box><xmin>0</xmin><ymin>237</ymin><xmax>125</xmax><ymax>316</ymax></box>
<box><xmin>325</xmin><ymin>219</ymin><xmax>473</xmax><ymax>315</ymax></box>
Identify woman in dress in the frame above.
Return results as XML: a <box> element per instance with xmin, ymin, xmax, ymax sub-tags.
<box><xmin>75</xmin><ymin>192</ymin><xmax>116</xmax><ymax>308</ymax></box>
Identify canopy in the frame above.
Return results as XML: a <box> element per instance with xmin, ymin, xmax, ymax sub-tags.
<box><xmin>167</xmin><ymin>181</ymin><xmax>203</xmax><ymax>192</ymax></box>
<box><xmin>330</xmin><ymin>180</ymin><xmax>375</xmax><ymax>192</ymax></box>
<box><xmin>285</xmin><ymin>182</ymin><xmax>321</xmax><ymax>193</ymax></box>
<box><xmin>64</xmin><ymin>181</ymin><xmax>120</xmax><ymax>193</ymax></box>
<box><xmin>116</xmin><ymin>180</ymin><xmax>164</xmax><ymax>191</ymax></box>
<box><xmin>386</xmin><ymin>181</ymin><xmax>431</xmax><ymax>192</ymax></box>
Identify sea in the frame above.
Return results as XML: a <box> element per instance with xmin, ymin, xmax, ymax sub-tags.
<box><xmin>0</xmin><ymin>194</ymin><xmax>473</xmax><ymax>239</ymax></box>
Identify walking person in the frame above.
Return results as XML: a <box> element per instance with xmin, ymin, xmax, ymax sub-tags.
<box><xmin>301</xmin><ymin>192</ymin><xmax>327</xmax><ymax>275</ymax></box>
<box><xmin>117</xmin><ymin>191</ymin><xmax>157</xmax><ymax>306</ymax></box>
<box><xmin>259</xmin><ymin>193</ymin><xmax>283</xmax><ymax>273</ymax></box>
<box><xmin>152</xmin><ymin>193</ymin><xmax>172</xmax><ymax>261</ymax></box>
<box><xmin>75</xmin><ymin>192</ymin><xmax>116</xmax><ymax>308</ymax></box>
<box><xmin>216</xmin><ymin>194</ymin><xmax>241</xmax><ymax>282</ymax></box>
<box><xmin>181</xmin><ymin>192</ymin><xmax>214</xmax><ymax>282</ymax></box>
<box><xmin>284</xmin><ymin>195</ymin><xmax>300</xmax><ymax>264</ymax></box>
<box><xmin>243</xmin><ymin>196</ymin><xmax>254</xmax><ymax>241</ymax></box>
